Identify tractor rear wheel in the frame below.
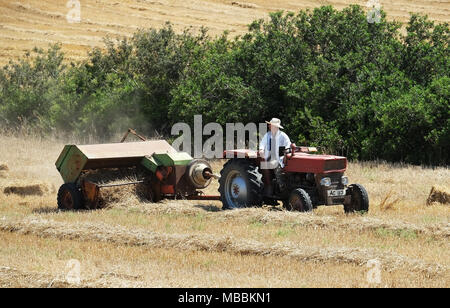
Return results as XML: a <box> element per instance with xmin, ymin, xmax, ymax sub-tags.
<box><xmin>344</xmin><ymin>184</ymin><xmax>369</xmax><ymax>213</ymax></box>
<box><xmin>219</xmin><ymin>159</ymin><xmax>263</xmax><ymax>209</ymax></box>
<box><xmin>57</xmin><ymin>183</ymin><xmax>84</xmax><ymax>210</ymax></box>
<box><xmin>284</xmin><ymin>188</ymin><xmax>313</xmax><ymax>212</ymax></box>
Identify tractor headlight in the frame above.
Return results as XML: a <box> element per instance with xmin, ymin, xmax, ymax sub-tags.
<box><xmin>341</xmin><ymin>176</ymin><xmax>349</xmax><ymax>186</ymax></box>
<box><xmin>320</xmin><ymin>177</ymin><xmax>331</xmax><ymax>187</ymax></box>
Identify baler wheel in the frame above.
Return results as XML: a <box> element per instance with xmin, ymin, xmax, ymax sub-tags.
<box><xmin>57</xmin><ymin>183</ymin><xmax>85</xmax><ymax>210</ymax></box>
<box><xmin>344</xmin><ymin>184</ymin><xmax>369</xmax><ymax>214</ymax></box>
<box><xmin>284</xmin><ymin>188</ymin><xmax>313</xmax><ymax>212</ymax></box>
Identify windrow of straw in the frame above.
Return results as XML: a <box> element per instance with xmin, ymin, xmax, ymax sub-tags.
<box><xmin>0</xmin><ymin>217</ymin><xmax>446</xmax><ymax>277</ymax></box>
<box><xmin>110</xmin><ymin>201</ymin><xmax>450</xmax><ymax>239</ymax></box>
<box><xmin>0</xmin><ymin>266</ymin><xmax>145</xmax><ymax>288</ymax></box>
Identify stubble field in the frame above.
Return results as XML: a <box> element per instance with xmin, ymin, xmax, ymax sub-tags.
<box><xmin>0</xmin><ymin>0</ymin><xmax>449</xmax><ymax>288</ymax></box>
<box><xmin>0</xmin><ymin>133</ymin><xmax>448</xmax><ymax>287</ymax></box>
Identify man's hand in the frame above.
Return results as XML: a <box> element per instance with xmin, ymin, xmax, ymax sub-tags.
<box><xmin>258</xmin><ymin>149</ymin><xmax>265</xmax><ymax>158</ymax></box>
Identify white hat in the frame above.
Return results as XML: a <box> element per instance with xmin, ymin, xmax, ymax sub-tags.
<box><xmin>266</xmin><ymin>118</ymin><xmax>283</xmax><ymax>129</ymax></box>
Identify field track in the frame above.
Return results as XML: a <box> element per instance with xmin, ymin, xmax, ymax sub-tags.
<box><xmin>0</xmin><ymin>0</ymin><xmax>449</xmax><ymax>65</ymax></box>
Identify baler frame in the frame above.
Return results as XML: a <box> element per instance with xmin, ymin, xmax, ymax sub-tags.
<box><xmin>55</xmin><ymin>139</ymin><xmax>219</xmax><ymax>210</ymax></box>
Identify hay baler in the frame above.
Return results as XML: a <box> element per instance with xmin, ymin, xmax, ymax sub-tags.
<box><xmin>55</xmin><ymin>140</ymin><xmax>218</xmax><ymax>210</ymax></box>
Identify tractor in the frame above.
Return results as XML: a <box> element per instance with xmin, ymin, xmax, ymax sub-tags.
<box><xmin>218</xmin><ymin>144</ymin><xmax>369</xmax><ymax>213</ymax></box>
<box><xmin>55</xmin><ymin>129</ymin><xmax>368</xmax><ymax>213</ymax></box>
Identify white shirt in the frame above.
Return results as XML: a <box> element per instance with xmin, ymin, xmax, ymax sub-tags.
<box><xmin>259</xmin><ymin>131</ymin><xmax>291</xmax><ymax>168</ymax></box>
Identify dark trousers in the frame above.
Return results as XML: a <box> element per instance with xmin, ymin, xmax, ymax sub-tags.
<box><xmin>261</xmin><ymin>168</ymin><xmax>273</xmax><ymax>189</ymax></box>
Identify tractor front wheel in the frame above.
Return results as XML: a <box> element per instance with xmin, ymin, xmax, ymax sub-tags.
<box><xmin>344</xmin><ymin>184</ymin><xmax>369</xmax><ymax>214</ymax></box>
<box><xmin>284</xmin><ymin>188</ymin><xmax>313</xmax><ymax>212</ymax></box>
<box><xmin>57</xmin><ymin>183</ymin><xmax>85</xmax><ymax>210</ymax></box>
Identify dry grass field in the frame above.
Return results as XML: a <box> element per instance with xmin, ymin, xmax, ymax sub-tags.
<box><xmin>0</xmin><ymin>0</ymin><xmax>448</xmax><ymax>289</ymax></box>
<box><xmin>0</xmin><ymin>0</ymin><xmax>449</xmax><ymax>66</ymax></box>
<box><xmin>0</xmin><ymin>133</ymin><xmax>448</xmax><ymax>287</ymax></box>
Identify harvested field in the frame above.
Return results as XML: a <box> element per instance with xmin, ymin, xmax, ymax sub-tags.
<box><xmin>0</xmin><ymin>266</ymin><xmax>74</xmax><ymax>288</ymax></box>
<box><xmin>108</xmin><ymin>201</ymin><xmax>450</xmax><ymax>240</ymax></box>
<box><xmin>0</xmin><ymin>261</ymin><xmax>145</xmax><ymax>288</ymax></box>
<box><xmin>0</xmin><ymin>0</ymin><xmax>449</xmax><ymax>66</ymax></box>
<box><xmin>0</xmin><ymin>217</ymin><xmax>447</xmax><ymax>277</ymax></box>
<box><xmin>0</xmin><ymin>134</ymin><xmax>449</xmax><ymax>287</ymax></box>
<box><xmin>0</xmin><ymin>0</ymin><xmax>449</xmax><ymax>288</ymax></box>
<box><xmin>0</xmin><ymin>231</ymin><xmax>444</xmax><ymax>288</ymax></box>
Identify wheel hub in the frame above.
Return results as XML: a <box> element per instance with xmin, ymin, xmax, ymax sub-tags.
<box><xmin>224</xmin><ymin>170</ymin><xmax>248</xmax><ymax>208</ymax></box>
<box><xmin>231</xmin><ymin>177</ymin><xmax>247</xmax><ymax>200</ymax></box>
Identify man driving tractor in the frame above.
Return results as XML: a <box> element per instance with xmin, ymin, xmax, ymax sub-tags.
<box><xmin>259</xmin><ymin>118</ymin><xmax>291</xmax><ymax>196</ymax></box>
<box><xmin>218</xmin><ymin>117</ymin><xmax>368</xmax><ymax>212</ymax></box>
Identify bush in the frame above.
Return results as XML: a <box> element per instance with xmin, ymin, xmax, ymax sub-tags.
<box><xmin>0</xmin><ymin>6</ymin><xmax>448</xmax><ymax>165</ymax></box>
<box><xmin>0</xmin><ymin>45</ymin><xmax>65</xmax><ymax>130</ymax></box>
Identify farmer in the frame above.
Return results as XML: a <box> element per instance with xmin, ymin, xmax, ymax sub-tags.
<box><xmin>259</xmin><ymin>118</ymin><xmax>291</xmax><ymax>197</ymax></box>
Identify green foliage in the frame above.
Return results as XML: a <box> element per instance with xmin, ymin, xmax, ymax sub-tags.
<box><xmin>375</xmin><ymin>76</ymin><xmax>449</xmax><ymax>163</ymax></box>
<box><xmin>0</xmin><ymin>6</ymin><xmax>448</xmax><ymax>165</ymax></box>
<box><xmin>170</xmin><ymin>34</ymin><xmax>266</xmax><ymax>125</ymax></box>
<box><xmin>132</xmin><ymin>24</ymin><xmax>209</xmax><ymax>131</ymax></box>
<box><xmin>0</xmin><ymin>44</ymin><xmax>65</xmax><ymax>130</ymax></box>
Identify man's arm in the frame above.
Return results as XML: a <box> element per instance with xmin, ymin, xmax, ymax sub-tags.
<box><xmin>281</xmin><ymin>132</ymin><xmax>291</xmax><ymax>148</ymax></box>
<box><xmin>259</xmin><ymin>132</ymin><xmax>267</xmax><ymax>151</ymax></box>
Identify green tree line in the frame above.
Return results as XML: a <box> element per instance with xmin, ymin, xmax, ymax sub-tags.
<box><xmin>0</xmin><ymin>5</ymin><xmax>448</xmax><ymax>165</ymax></box>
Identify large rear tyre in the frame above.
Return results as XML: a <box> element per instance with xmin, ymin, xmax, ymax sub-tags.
<box><xmin>219</xmin><ymin>159</ymin><xmax>263</xmax><ymax>209</ymax></box>
<box><xmin>57</xmin><ymin>183</ymin><xmax>85</xmax><ymax>210</ymax></box>
<box><xmin>283</xmin><ymin>188</ymin><xmax>313</xmax><ymax>212</ymax></box>
<box><xmin>344</xmin><ymin>184</ymin><xmax>369</xmax><ymax>213</ymax></box>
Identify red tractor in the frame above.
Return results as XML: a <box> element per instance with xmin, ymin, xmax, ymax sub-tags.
<box><xmin>218</xmin><ymin>144</ymin><xmax>369</xmax><ymax>213</ymax></box>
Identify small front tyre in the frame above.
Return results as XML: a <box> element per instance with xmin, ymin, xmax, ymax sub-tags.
<box><xmin>57</xmin><ymin>183</ymin><xmax>85</xmax><ymax>210</ymax></box>
<box><xmin>284</xmin><ymin>188</ymin><xmax>313</xmax><ymax>212</ymax></box>
<box><xmin>344</xmin><ymin>184</ymin><xmax>369</xmax><ymax>214</ymax></box>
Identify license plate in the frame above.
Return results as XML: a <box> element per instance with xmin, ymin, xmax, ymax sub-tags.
<box><xmin>328</xmin><ymin>189</ymin><xmax>346</xmax><ymax>197</ymax></box>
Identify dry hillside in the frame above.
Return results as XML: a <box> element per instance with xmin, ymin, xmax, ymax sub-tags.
<box><xmin>0</xmin><ymin>0</ymin><xmax>449</xmax><ymax>65</ymax></box>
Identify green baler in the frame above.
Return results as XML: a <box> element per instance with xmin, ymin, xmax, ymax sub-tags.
<box><xmin>55</xmin><ymin>140</ymin><xmax>217</xmax><ymax>210</ymax></box>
